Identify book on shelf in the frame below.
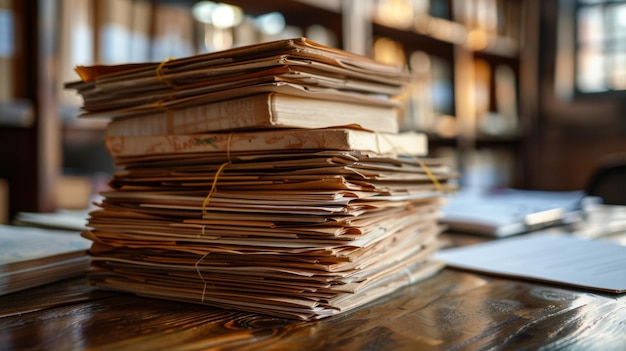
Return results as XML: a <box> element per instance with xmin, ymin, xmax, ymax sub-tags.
<box><xmin>104</xmin><ymin>128</ymin><xmax>428</xmax><ymax>158</ymax></box>
<box><xmin>105</xmin><ymin>91</ymin><xmax>401</xmax><ymax>136</ymax></box>
<box><xmin>0</xmin><ymin>224</ymin><xmax>91</xmax><ymax>296</ymax></box>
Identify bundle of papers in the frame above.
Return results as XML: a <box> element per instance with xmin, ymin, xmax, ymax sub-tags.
<box><xmin>67</xmin><ymin>38</ymin><xmax>455</xmax><ymax>320</ymax></box>
<box><xmin>66</xmin><ymin>37</ymin><xmax>410</xmax><ymax>125</ymax></box>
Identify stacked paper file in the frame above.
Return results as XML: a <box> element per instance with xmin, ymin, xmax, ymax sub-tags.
<box><xmin>66</xmin><ymin>38</ymin><xmax>455</xmax><ymax>320</ymax></box>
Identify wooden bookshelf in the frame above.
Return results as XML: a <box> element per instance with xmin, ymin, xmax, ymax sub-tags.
<box><xmin>0</xmin><ymin>0</ymin><xmax>536</xmax><ymax>220</ymax></box>
<box><xmin>0</xmin><ymin>0</ymin><xmax>61</xmax><ymax>220</ymax></box>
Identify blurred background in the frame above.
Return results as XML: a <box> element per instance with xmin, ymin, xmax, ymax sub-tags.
<box><xmin>0</xmin><ymin>0</ymin><xmax>625</xmax><ymax>221</ymax></box>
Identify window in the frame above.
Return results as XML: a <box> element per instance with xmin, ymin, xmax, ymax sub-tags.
<box><xmin>576</xmin><ymin>0</ymin><xmax>626</xmax><ymax>93</ymax></box>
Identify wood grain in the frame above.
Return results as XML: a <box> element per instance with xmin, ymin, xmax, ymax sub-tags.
<box><xmin>2</xmin><ymin>266</ymin><xmax>625</xmax><ymax>351</ymax></box>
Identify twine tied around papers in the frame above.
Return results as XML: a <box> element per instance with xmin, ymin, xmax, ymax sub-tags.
<box><xmin>155</xmin><ymin>57</ymin><xmax>175</xmax><ymax>85</ymax></box>
<box><xmin>195</xmin><ymin>133</ymin><xmax>233</xmax><ymax>301</ymax></box>
<box><xmin>195</xmin><ymin>252</ymin><xmax>212</xmax><ymax>304</ymax></box>
<box><xmin>404</xmin><ymin>267</ymin><xmax>416</xmax><ymax>284</ymax></box>
<box><xmin>154</xmin><ymin>57</ymin><xmax>176</xmax><ymax>114</ymax></box>
<box><xmin>201</xmin><ymin>133</ymin><xmax>234</xmax><ymax>217</ymax></box>
<box><xmin>374</xmin><ymin>132</ymin><xmax>444</xmax><ymax>192</ymax></box>
<box><xmin>155</xmin><ymin>91</ymin><xmax>177</xmax><ymax>110</ymax></box>
<box><xmin>410</xmin><ymin>157</ymin><xmax>443</xmax><ymax>192</ymax></box>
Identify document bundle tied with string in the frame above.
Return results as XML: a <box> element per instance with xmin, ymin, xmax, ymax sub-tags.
<box><xmin>65</xmin><ymin>37</ymin><xmax>457</xmax><ymax>321</ymax></box>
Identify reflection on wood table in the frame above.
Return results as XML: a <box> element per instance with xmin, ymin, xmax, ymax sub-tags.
<box><xmin>2</xmin><ymin>234</ymin><xmax>626</xmax><ymax>351</ymax></box>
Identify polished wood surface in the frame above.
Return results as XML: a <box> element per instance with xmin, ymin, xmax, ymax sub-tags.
<box><xmin>2</xmin><ymin>233</ymin><xmax>626</xmax><ymax>351</ymax></box>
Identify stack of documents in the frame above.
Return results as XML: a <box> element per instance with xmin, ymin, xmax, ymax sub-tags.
<box><xmin>67</xmin><ymin>37</ymin><xmax>411</xmax><ymax>135</ymax></box>
<box><xmin>66</xmin><ymin>38</ymin><xmax>455</xmax><ymax>320</ymax></box>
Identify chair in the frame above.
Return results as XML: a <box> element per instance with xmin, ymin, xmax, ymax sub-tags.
<box><xmin>585</xmin><ymin>153</ymin><xmax>626</xmax><ymax>205</ymax></box>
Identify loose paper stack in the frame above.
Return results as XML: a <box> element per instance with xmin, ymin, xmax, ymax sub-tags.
<box><xmin>0</xmin><ymin>225</ymin><xmax>91</xmax><ymax>296</ymax></box>
<box><xmin>67</xmin><ymin>38</ymin><xmax>455</xmax><ymax>320</ymax></box>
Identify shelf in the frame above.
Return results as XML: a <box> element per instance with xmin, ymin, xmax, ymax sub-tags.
<box><xmin>373</xmin><ymin>14</ymin><xmax>519</xmax><ymax>58</ymax></box>
<box><xmin>218</xmin><ymin>0</ymin><xmax>341</xmax><ymax>16</ymax></box>
<box><xmin>0</xmin><ymin>0</ymin><xmax>533</xmax><ymax>221</ymax></box>
<box><xmin>372</xmin><ymin>21</ymin><xmax>455</xmax><ymax>58</ymax></box>
<box><xmin>219</xmin><ymin>0</ymin><xmax>343</xmax><ymax>33</ymax></box>
<box><xmin>428</xmin><ymin>134</ymin><xmax>521</xmax><ymax>147</ymax></box>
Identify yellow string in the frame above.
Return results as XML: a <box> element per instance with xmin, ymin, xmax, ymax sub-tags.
<box><xmin>155</xmin><ymin>57</ymin><xmax>174</xmax><ymax>85</ymax></box>
<box><xmin>375</xmin><ymin>132</ymin><xmax>444</xmax><ymax>192</ymax></box>
<box><xmin>154</xmin><ymin>84</ymin><xmax>178</xmax><ymax>111</ymax></box>
<box><xmin>201</xmin><ymin>162</ymin><xmax>230</xmax><ymax>216</ymax></box>
<box><xmin>225</xmin><ymin>132</ymin><xmax>233</xmax><ymax>164</ymax></box>
<box><xmin>195</xmin><ymin>134</ymin><xmax>234</xmax><ymax>301</ymax></box>
<box><xmin>201</xmin><ymin>133</ymin><xmax>234</xmax><ymax>216</ymax></box>
<box><xmin>412</xmin><ymin>156</ymin><xmax>443</xmax><ymax>192</ymax></box>
<box><xmin>155</xmin><ymin>99</ymin><xmax>167</xmax><ymax>110</ymax></box>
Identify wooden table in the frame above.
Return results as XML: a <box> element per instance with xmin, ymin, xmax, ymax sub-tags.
<box><xmin>2</xmin><ymin>233</ymin><xmax>626</xmax><ymax>351</ymax></box>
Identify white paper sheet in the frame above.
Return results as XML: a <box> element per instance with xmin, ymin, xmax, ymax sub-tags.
<box><xmin>435</xmin><ymin>233</ymin><xmax>626</xmax><ymax>293</ymax></box>
<box><xmin>440</xmin><ymin>189</ymin><xmax>593</xmax><ymax>237</ymax></box>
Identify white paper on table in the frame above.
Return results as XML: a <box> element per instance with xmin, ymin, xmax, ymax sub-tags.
<box><xmin>435</xmin><ymin>233</ymin><xmax>626</xmax><ymax>293</ymax></box>
<box><xmin>439</xmin><ymin>189</ymin><xmax>593</xmax><ymax>237</ymax></box>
